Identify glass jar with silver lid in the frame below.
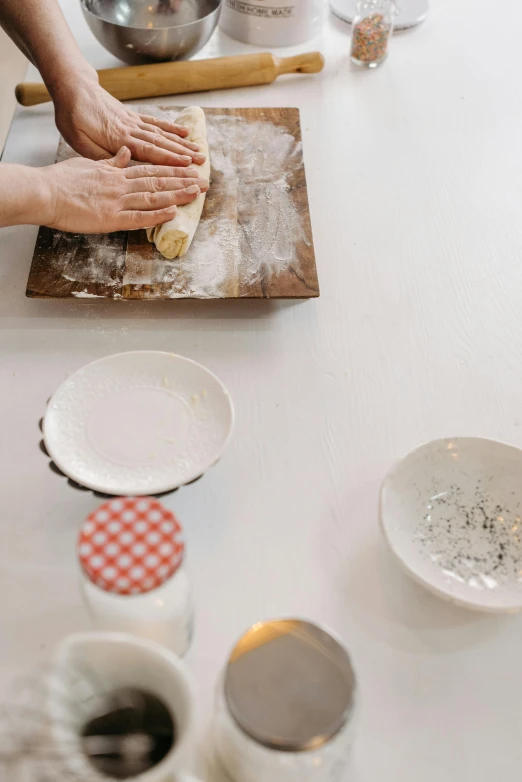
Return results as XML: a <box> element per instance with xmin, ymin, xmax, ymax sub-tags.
<box><xmin>214</xmin><ymin>619</ymin><xmax>358</xmax><ymax>782</ymax></box>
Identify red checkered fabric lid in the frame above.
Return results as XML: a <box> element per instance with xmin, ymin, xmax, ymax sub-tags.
<box><xmin>78</xmin><ymin>497</ymin><xmax>184</xmax><ymax>595</ymax></box>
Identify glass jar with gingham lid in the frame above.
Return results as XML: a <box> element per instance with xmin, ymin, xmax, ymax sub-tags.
<box><xmin>78</xmin><ymin>497</ymin><xmax>193</xmax><ymax>656</ymax></box>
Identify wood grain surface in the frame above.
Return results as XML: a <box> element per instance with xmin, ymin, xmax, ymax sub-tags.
<box><xmin>26</xmin><ymin>107</ymin><xmax>319</xmax><ymax>300</ymax></box>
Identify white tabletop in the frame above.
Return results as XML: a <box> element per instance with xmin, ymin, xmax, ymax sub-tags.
<box><xmin>1</xmin><ymin>1</ymin><xmax>522</xmax><ymax>779</ymax></box>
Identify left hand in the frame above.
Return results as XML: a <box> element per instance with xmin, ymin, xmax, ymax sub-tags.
<box><xmin>52</xmin><ymin>74</ymin><xmax>206</xmax><ymax>168</ymax></box>
<box><xmin>37</xmin><ymin>147</ymin><xmax>208</xmax><ymax>233</ymax></box>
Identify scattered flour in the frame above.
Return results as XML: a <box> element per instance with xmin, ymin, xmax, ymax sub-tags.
<box><xmin>71</xmin><ymin>291</ymin><xmax>102</xmax><ymax>298</ymax></box>
<box><xmin>123</xmin><ymin>111</ymin><xmax>308</xmax><ymax>298</ymax></box>
<box><xmin>56</xmin><ymin>111</ymin><xmax>308</xmax><ymax>299</ymax></box>
<box><xmin>51</xmin><ymin>228</ymin><xmax>124</xmax><ymax>287</ymax></box>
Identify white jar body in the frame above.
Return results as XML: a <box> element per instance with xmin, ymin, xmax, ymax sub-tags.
<box><xmin>81</xmin><ymin>566</ymin><xmax>193</xmax><ymax>657</ymax></box>
<box><xmin>219</xmin><ymin>0</ymin><xmax>321</xmax><ymax>46</ymax></box>
<box><xmin>214</xmin><ymin>685</ymin><xmax>358</xmax><ymax>782</ymax></box>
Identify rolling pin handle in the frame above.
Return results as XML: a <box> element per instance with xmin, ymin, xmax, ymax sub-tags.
<box><xmin>15</xmin><ymin>82</ymin><xmax>51</xmax><ymax>106</ymax></box>
<box><xmin>275</xmin><ymin>52</ymin><xmax>325</xmax><ymax>76</ymax></box>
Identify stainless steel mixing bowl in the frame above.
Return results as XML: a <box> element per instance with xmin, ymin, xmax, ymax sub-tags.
<box><xmin>80</xmin><ymin>0</ymin><xmax>222</xmax><ymax>65</ymax></box>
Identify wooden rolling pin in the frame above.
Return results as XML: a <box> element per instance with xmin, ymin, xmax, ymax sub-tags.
<box><xmin>15</xmin><ymin>51</ymin><xmax>324</xmax><ymax>107</ymax></box>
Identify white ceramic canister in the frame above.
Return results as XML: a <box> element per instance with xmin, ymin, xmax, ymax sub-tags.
<box><xmin>219</xmin><ymin>0</ymin><xmax>321</xmax><ymax>46</ymax></box>
<box><xmin>47</xmin><ymin>632</ymin><xmax>203</xmax><ymax>782</ymax></box>
<box><xmin>78</xmin><ymin>497</ymin><xmax>193</xmax><ymax>657</ymax></box>
<box><xmin>215</xmin><ymin>619</ymin><xmax>358</xmax><ymax>782</ymax></box>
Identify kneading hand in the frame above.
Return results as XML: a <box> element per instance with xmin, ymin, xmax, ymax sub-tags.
<box><xmin>52</xmin><ymin>75</ymin><xmax>206</xmax><ymax>168</ymax></box>
<box><xmin>39</xmin><ymin>147</ymin><xmax>209</xmax><ymax>233</ymax></box>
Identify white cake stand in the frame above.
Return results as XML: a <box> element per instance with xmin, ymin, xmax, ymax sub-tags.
<box><xmin>330</xmin><ymin>0</ymin><xmax>429</xmax><ymax>30</ymax></box>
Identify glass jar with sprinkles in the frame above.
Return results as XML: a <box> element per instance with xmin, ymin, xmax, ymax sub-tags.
<box><xmin>351</xmin><ymin>0</ymin><xmax>397</xmax><ymax>68</ymax></box>
<box><xmin>77</xmin><ymin>497</ymin><xmax>193</xmax><ymax>657</ymax></box>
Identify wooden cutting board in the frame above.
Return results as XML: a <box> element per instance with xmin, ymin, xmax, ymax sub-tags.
<box><xmin>26</xmin><ymin>107</ymin><xmax>319</xmax><ymax>300</ymax></box>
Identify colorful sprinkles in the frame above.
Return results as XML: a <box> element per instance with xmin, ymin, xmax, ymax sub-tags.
<box><xmin>351</xmin><ymin>13</ymin><xmax>391</xmax><ymax>65</ymax></box>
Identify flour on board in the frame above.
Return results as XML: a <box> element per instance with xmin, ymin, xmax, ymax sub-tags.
<box><xmin>55</xmin><ymin>111</ymin><xmax>308</xmax><ymax>299</ymax></box>
<box><xmin>121</xmin><ymin>111</ymin><xmax>308</xmax><ymax>298</ymax></box>
<box><xmin>52</xmin><ymin>229</ymin><xmax>123</xmax><ymax>287</ymax></box>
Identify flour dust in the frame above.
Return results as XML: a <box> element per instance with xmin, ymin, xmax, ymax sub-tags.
<box><xmin>56</xmin><ymin>111</ymin><xmax>308</xmax><ymax>299</ymax></box>
<box><xmin>126</xmin><ymin>111</ymin><xmax>308</xmax><ymax>298</ymax></box>
<box><xmin>53</xmin><ymin>230</ymin><xmax>124</xmax><ymax>286</ymax></box>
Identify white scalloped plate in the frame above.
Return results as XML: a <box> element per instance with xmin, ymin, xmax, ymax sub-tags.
<box><xmin>380</xmin><ymin>437</ymin><xmax>522</xmax><ymax>613</ymax></box>
<box><xmin>44</xmin><ymin>352</ymin><xmax>234</xmax><ymax>496</ymax></box>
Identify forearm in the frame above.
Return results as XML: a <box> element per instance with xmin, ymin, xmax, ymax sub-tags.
<box><xmin>0</xmin><ymin>0</ymin><xmax>97</xmax><ymax>95</ymax></box>
<box><xmin>0</xmin><ymin>165</ymin><xmax>50</xmax><ymax>228</ymax></box>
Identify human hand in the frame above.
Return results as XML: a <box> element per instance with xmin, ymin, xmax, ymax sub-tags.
<box><xmin>38</xmin><ymin>146</ymin><xmax>209</xmax><ymax>233</ymax></box>
<box><xmin>51</xmin><ymin>75</ymin><xmax>206</xmax><ymax>167</ymax></box>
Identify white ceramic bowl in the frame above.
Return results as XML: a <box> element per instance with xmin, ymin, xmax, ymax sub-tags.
<box><xmin>380</xmin><ymin>437</ymin><xmax>522</xmax><ymax>613</ymax></box>
<box><xmin>44</xmin><ymin>351</ymin><xmax>234</xmax><ymax>496</ymax></box>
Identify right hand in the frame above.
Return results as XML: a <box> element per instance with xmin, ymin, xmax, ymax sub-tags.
<box><xmin>39</xmin><ymin>146</ymin><xmax>209</xmax><ymax>233</ymax></box>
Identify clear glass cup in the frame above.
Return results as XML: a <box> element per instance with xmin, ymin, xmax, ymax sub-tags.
<box><xmin>351</xmin><ymin>0</ymin><xmax>398</xmax><ymax>68</ymax></box>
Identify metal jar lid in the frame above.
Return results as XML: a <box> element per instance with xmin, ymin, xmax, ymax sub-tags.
<box><xmin>224</xmin><ymin>619</ymin><xmax>356</xmax><ymax>752</ymax></box>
